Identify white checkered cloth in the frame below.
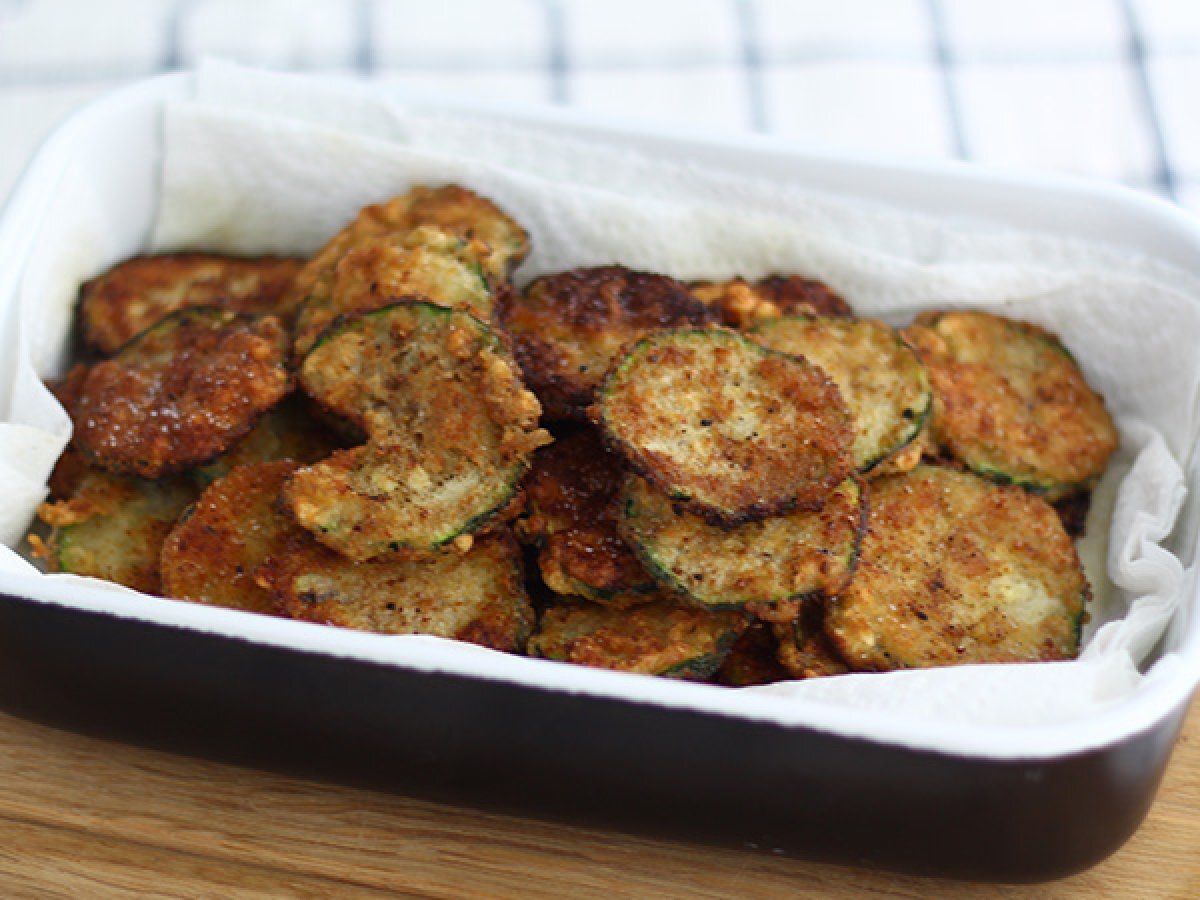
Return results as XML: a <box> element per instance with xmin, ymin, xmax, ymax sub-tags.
<box><xmin>0</xmin><ymin>0</ymin><xmax>1198</xmax><ymax>212</ymax></box>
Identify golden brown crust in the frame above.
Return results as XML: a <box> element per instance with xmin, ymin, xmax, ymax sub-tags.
<box><xmin>285</xmin><ymin>301</ymin><xmax>550</xmax><ymax>560</ymax></box>
<box><xmin>620</xmin><ymin>475</ymin><xmax>865</xmax><ymax>609</ymax></box>
<box><xmin>496</xmin><ymin>266</ymin><xmax>714</xmax><ymax>420</ymax></box>
<box><xmin>259</xmin><ymin>528</ymin><xmax>533</xmax><ymax>652</ymax></box>
<box><xmin>517</xmin><ymin>428</ymin><xmax>654</xmax><ymax>601</ymax></box>
<box><xmin>825</xmin><ymin>465</ymin><xmax>1089</xmax><ymax>670</ymax></box>
<box><xmin>528</xmin><ymin>596</ymin><xmax>748</xmax><ymax>678</ymax></box>
<box><xmin>598</xmin><ymin>327</ymin><xmax>854</xmax><ymax>524</ymax></box>
<box><xmin>688</xmin><ymin>275</ymin><xmax>852</xmax><ymax>329</ymax></box>
<box><xmin>80</xmin><ymin>254</ymin><xmax>302</xmax><ymax>354</ymax></box>
<box><xmin>74</xmin><ymin>309</ymin><xmax>291</xmax><ymax>479</ymax></box>
<box><xmin>285</xmin><ymin>185</ymin><xmax>530</xmax><ymax>358</ymax></box>
<box><xmin>161</xmin><ymin>460</ymin><xmax>301</xmax><ymax>615</ymax></box>
<box><xmin>904</xmin><ymin>310</ymin><xmax>1118</xmax><ymax>499</ymax></box>
<box><xmin>292</xmin><ymin>225</ymin><xmax>494</xmax><ymax>360</ymax></box>
<box><xmin>750</xmin><ymin>316</ymin><xmax>931</xmax><ymax>474</ymax></box>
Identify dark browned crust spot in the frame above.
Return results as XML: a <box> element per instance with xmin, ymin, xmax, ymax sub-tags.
<box><xmin>161</xmin><ymin>460</ymin><xmax>302</xmax><ymax>615</ymax></box>
<box><xmin>496</xmin><ymin>266</ymin><xmax>715</xmax><ymax>421</ymax></box>
<box><xmin>74</xmin><ymin>308</ymin><xmax>291</xmax><ymax>479</ymax></box>
<box><xmin>598</xmin><ymin>327</ymin><xmax>854</xmax><ymax>525</ymax></box>
<box><xmin>80</xmin><ymin>253</ymin><xmax>302</xmax><ymax>355</ymax></box>
<box><xmin>517</xmin><ymin>428</ymin><xmax>655</xmax><ymax>600</ymax></box>
<box><xmin>688</xmin><ymin>275</ymin><xmax>852</xmax><ymax>329</ymax></box>
<box><xmin>45</xmin><ymin>363</ymin><xmax>91</xmax><ymax>499</ymax></box>
<box><xmin>713</xmin><ymin>621</ymin><xmax>791</xmax><ymax>686</ymax></box>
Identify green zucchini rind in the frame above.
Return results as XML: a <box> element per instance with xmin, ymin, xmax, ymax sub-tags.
<box><xmin>260</xmin><ymin>529</ymin><xmax>533</xmax><ymax>652</ymax></box>
<box><xmin>825</xmin><ymin>465</ymin><xmax>1089</xmax><ymax>671</ymax></box>
<box><xmin>161</xmin><ymin>460</ymin><xmax>301</xmax><ymax>615</ymax></box>
<box><xmin>772</xmin><ymin>601</ymin><xmax>850</xmax><ymax>679</ymax></box>
<box><xmin>528</xmin><ymin>596</ymin><xmax>748</xmax><ymax>679</ymax></box>
<box><xmin>74</xmin><ymin>306</ymin><xmax>291</xmax><ymax>479</ymax></box>
<box><xmin>619</xmin><ymin>475</ymin><xmax>866</xmax><ymax>610</ymax></box>
<box><xmin>38</xmin><ymin>470</ymin><xmax>197</xmax><ymax>594</ymax></box>
<box><xmin>904</xmin><ymin>310</ymin><xmax>1117</xmax><ymax>501</ymax></box>
<box><xmin>285</xmin><ymin>300</ymin><xmax>550</xmax><ymax>561</ymax></box>
<box><xmin>751</xmin><ymin>316</ymin><xmax>932</xmax><ymax>474</ymax></box>
<box><xmin>597</xmin><ymin>327</ymin><xmax>854</xmax><ymax>525</ymax></box>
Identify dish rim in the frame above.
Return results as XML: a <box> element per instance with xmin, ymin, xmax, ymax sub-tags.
<box><xmin>2</xmin><ymin>70</ymin><xmax>1199</xmax><ymax>763</ymax></box>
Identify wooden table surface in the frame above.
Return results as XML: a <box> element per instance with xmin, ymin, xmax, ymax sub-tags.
<box><xmin>0</xmin><ymin>696</ymin><xmax>1196</xmax><ymax>899</ymax></box>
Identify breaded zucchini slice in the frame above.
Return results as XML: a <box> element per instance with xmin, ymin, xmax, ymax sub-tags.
<box><xmin>904</xmin><ymin>310</ymin><xmax>1117</xmax><ymax>500</ymax></box>
<box><xmin>36</xmin><ymin>470</ymin><xmax>196</xmax><ymax>594</ymax></box>
<box><xmin>161</xmin><ymin>460</ymin><xmax>301</xmax><ymax>614</ymax></box>
<box><xmin>79</xmin><ymin>253</ymin><xmax>302</xmax><ymax>355</ymax></box>
<box><xmin>619</xmin><ymin>475</ymin><xmax>865</xmax><ymax>609</ymax></box>
<box><xmin>518</xmin><ymin>428</ymin><xmax>655</xmax><ymax>602</ymax></box>
<box><xmin>496</xmin><ymin>266</ymin><xmax>713</xmax><ymax>420</ymax></box>
<box><xmin>193</xmin><ymin>393</ymin><xmax>342</xmax><ymax>486</ymax></box>
<box><xmin>284</xmin><ymin>185</ymin><xmax>529</xmax><ymax>337</ymax></box>
<box><xmin>825</xmin><ymin>465</ymin><xmax>1089</xmax><ymax>670</ymax></box>
<box><xmin>597</xmin><ymin>327</ymin><xmax>854</xmax><ymax>523</ymax></box>
<box><xmin>292</xmin><ymin>225</ymin><xmax>493</xmax><ymax>359</ymax></box>
<box><xmin>285</xmin><ymin>300</ymin><xmax>550</xmax><ymax>560</ymax></box>
<box><xmin>772</xmin><ymin>601</ymin><xmax>850</xmax><ymax>679</ymax></box>
<box><xmin>528</xmin><ymin>596</ymin><xmax>748</xmax><ymax>679</ymax></box>
<box><xmin>714</xmin><ymin>621</ymin><xmax>791</xmax><ymax>686</ymax></box>
<box><xmin>751</xmin><ymin>316</ymin><xmax>932</xmax><ymax>474</ymax></box>
<box><xmin>74</xmin><ymin>307</ymin><xmax>291</xmax><ymax>479</ymax></box>
<box><xmin>45</xmin><ymin>363</ymin><xmax>91</xmax><ymax>499</ymax></box>
<box><xmin>689</xmin><ymin>275</ymin><xmax>852</xmax><ymax>329</ymax></box>
<box><xmin>260</xmin><ymin>529</ymin><xmax>533</xmax><ymax>652</ymax></box>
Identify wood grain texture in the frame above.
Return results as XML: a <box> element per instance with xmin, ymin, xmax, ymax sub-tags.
<box><xmin>0</xmin><ymin>696</ymin><xmax>1195</xmax><ymax>898</ymax></box>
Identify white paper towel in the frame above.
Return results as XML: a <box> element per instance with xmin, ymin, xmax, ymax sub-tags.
<box><xmin>5</xmin><ymin>62</ymin><xmax>1198</xmax><ymax>728</ymax></box>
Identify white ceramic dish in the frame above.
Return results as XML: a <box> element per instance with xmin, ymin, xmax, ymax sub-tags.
<box><xmin>1</xmin><ymin>72</ymin><xmax>1198</xmax><ymax>881</ymax></box>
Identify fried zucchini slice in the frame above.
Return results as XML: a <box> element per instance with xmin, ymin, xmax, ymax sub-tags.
<box><xmin>620</xmin><ymin>475</ymin><xmax>865</xmax><ymax>609</ymax></box>
<box><xmin>161</xmin><ymin>460</ymin><xmax>301</xmax><ymax>614</ymax></box>
<box><xmin>285</xmin><ymin>300</ymin><xmax>550</xmax><ymax>560</ymax></box>
<box><xmin>825</xmin><ymin>465</ymin><xmax>1089</xmax><ymax>670</ymax></box>
<box><xmin>904</xmin><ymin>310</ymin><xmax>1117</xmax><ymax>500</ymax></box>
<box><xmin>45</xmin><ymin>363</ymin><xmax>91</xmax><ymax>499</ymax></box>
<box><xmin>598</xmin><ymin>327</ymin><xmax>854</xmax><ymax>523</ymax></box>
<box><xmin>714</xmin><ymin>621</ymin><xmax>791</xmax><ymax>686</ymax></box>
<box><xmin>292</xmin><ymin>225</ymin><xmax>493</xmax><ymax>359</ymax></box>
<box><xmin>80</xmin><ymin>253</ymin><xmax>302</xmax><ymax>355</ymax></box>
<box><xmin>260</xmin><ymin>529</ymin><xmax>533</xmax><ymax>652</ymax></box>
<box><xmin>528</xmin><ymin>596</ymin><xmax>748</xmax><ymax>679</ymax></box>
<box><xmin>74</xmin><ymin>307</ymin><xmax>291</xmax><ymax>479</ymax></box>
<box><xmin>773</xmin><ymin>601</ymin><xmax>850</xmax><ymax>679</ymax></box>
<box><xmin>496</xmin><ymin>266</ymin><xmax>713</xmax><ymax>420</ymax></box>
<box><xmin>36</xmin><ymin>470</ymin><xmax>196</xmax><ymax>594</ymax></box>
<box><xmin>689</xmin><ymin>275</ymin><xmax>852</xmax><ymax>329</ymax></box>
<box><xmin>518</xmin><ymin>428</ymin><xmax>655</xmax><ymax>602</ymax></box>
<box><xmin>193</xmin><ymin>393</ymin><xmax>342</xmax><ymax>486</ymax></box>
<box><xmin>285</xmin><ymin>185</ymin><xmax>529</xmax><ymax>345</ymax></box>
<box><xmin>751</xmin><ymin>316</ymin><xmax>931</xmax><ymax>474</ymax></box>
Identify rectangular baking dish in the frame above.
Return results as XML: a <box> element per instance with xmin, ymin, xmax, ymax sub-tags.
<box><xmin>2</xmin><ymin>71</ymin><xmax>1199</xmax><ymax>883</ymax></box>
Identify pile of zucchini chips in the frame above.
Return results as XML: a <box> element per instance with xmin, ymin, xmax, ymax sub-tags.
<box><xmin>30</xmin><ymin>184</ymin><xmax>1119</xmax><ymax>683</ymax></box>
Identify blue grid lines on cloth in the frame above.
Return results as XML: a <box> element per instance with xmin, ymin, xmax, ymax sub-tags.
<box><xmin>0</xmin><ymin>0</ymin><xmax>1197</xmax><ymax>211</ymax></box>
